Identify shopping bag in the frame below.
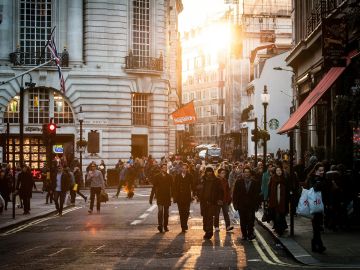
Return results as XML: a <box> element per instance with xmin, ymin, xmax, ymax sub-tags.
<box><xmin>308</xmin><ymin>187</ymin><xmax>324</xmax><ymax>214</ymax></box>
<box><xmin>296</xmin><ymin>188</ymin><xmax>311</xmax><ymax>217</ymax></box>
<box><xmin>65</xmin><ymin>193</ymin><xmax>71</xmax><ymax>206</ymax></box>
<box><xmin>100</xmin><ymin>190</ymin><xmax>109</xmax><ymax>203</ymax></box>
<box><xmin>72</xmin><ymin>184</ymin><xmax>78</xmax><ymax>192</ymax></box>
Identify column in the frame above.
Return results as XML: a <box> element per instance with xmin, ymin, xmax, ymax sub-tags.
<box><xmin>0</xmin><ymin>0</ymin><xmax>13</xmax><ymax>62</ymax></box>
<box><xmin>67</xmin><ymin>0</ymin><xmax>83</xmax><ymax>65</ymax></box>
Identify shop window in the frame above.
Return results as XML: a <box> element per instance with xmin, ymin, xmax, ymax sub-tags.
<box><xmin>28</xmin><ymin>89</ymin><xmax>50</xmax><ymax>124</ymax></box>
<box><xmin>53</xmin><ymin>92</ymin><xmax>74</xmax><ymax>124</ymax></box>
<box><xmin>4</xmin><ymin>96</ymin><xmax>20</xmax><ymax>123</ymax></box>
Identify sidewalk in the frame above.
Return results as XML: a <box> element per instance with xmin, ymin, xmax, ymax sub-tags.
<box><xmin>255</xmin><ymin>208</ymin><xmax>360</xmax><ymax>267</ymax></box>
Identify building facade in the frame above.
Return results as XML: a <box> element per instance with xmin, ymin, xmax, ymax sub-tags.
<box><xmin>0</xmin><ymin>0</ymin><xmax>183</xmax><ymax>173</ymax></box>
<box><xmin>284</xmin><ymin>0</ymin><xmax>360</xmax><ymax>169</ymax></box>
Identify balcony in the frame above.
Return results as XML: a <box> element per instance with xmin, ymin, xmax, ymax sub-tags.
<box><xmin>9</xmin><ymin>48</ymin><xmax>69</xmax><ymax>67</ymax></box>
<box><xmin>132</xmin><ymin>112</ymin><xmax>151</xmax><ymax>126</ymax></box>
<box><xmin>125</xmin><ymin>52</ymin><xmax>163</xmax><ymax>74</ymax></box>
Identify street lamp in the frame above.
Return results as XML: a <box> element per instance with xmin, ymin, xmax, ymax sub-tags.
<box><xmin>78</xmin><ymin>106</ymin><xmax>84</xmax><ymax>176</ymax></box>
<box><xmin>261</xmin><ymin>85</ymin><xmax>270</xmax><ymax>173</ymax></box>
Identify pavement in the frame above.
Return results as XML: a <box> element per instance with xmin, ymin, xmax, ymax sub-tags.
<box><xmin>2</xmin><ymin>190</ymin><xmax>360</xmax><ymax>268</ymax></box>
<box><xmin>254</xmin><ymin>208</ymin><xmax>360</xmax><ymax>267</ymax></box>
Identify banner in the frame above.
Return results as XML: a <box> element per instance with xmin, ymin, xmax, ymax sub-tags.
<box><xmin>171</xmin><ymin>101</ymin><xmax>197</xmax><ymax>125</ymax></box>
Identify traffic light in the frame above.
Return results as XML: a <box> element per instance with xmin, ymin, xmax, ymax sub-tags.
<box><xmin>251</xmin><ymin>129</ymin><xmax>258</xmax><ymax>142</ymax></box>
<box><xmin>42</xmin><ymin>122</ymin><xmax>57</xmax><ymax>145</ymax></box>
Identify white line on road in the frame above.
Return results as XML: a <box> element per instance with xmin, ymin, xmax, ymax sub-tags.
<box><xmin>16</xmin><ymin>246</ymin><xmax>42</xmax><ymax>255</ymax></box>
<box><xmin>48</xmin><ymin>248</ymin><xmax>71</xmax><ymax>257</ymax></box>
<box><xmin>130</xmin><ymin>205</ymin><xmax>157</xmax><ymax>225</ymax></box>
<box><xmin>91</xmin><ymin>245</ymin><xmax>106</xmax><ymax>253</ymax></box>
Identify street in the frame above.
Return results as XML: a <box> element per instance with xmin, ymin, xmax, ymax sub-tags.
<box><xmin>0</xmin><ymin>188</ymin><xmax>308</xmax><ymax>270</ymax></box>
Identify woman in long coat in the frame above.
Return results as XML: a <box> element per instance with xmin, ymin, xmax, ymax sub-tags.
<box><xmin>268</xmin><ymin>166</ymin><xmax>288</xmax><ymax>236</ymax></box>
<box><xmin>17</xmin><ymin>166</ymin><xmax>34</xmax><ymax>215</ymax></box>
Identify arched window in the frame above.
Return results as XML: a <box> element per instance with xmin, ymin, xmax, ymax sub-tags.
<box><xmin>4</xmin><ymin>88</ymin><xmax>74</xmax><ymax>124</ymax></box>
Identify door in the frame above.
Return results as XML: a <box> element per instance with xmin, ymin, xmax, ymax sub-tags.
<box><xmin>131</xmin><ymin>135</ymin><xmax>148</xmax><ymax>158</ymax></box>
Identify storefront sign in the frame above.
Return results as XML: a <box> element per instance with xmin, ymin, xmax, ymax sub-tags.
<box><xmin>269</xmin><ymin>119</ymin><xmax>279</xmax><ymax>130</ymax></box>
<box><xmin>322</xmin><ymin>18</ymin><xmax>347</xmax><ymax>67</ymax></box>
<box><xmin>84</xmin><ymin>120</ymin><xmax>109</xmax><ymax>125</ymax></box>
<box><xmin>53</xmin><ymin>144</ymin><xmax>64</xmax><ymax>154</ymax></box>
<box><xmin>25</xmin><ymin>126</ymin><xmax>42</xmax><ymax>132</ymax></box>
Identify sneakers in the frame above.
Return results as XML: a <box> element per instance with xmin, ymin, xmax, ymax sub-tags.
<box><xmin>226</xmin><ymin>226</ymin><xmax>234</xmax><ymax>232</ymax></box>
<box><xmin>157</xmin><ymin>226</ymin><xmax>163</xmax><ymax>233</ymax></box>
<box><xmin>203</xmin><ymin>232</ymin><xmax>213</xmax><ymax>240</ymax></box>
<box><xmin>164</xmin><ymin>227</ymin><xmax>169</xmax><ymax>232</ymax></box>
<box><xmin>215</xmin><ymin>227</ymin><xmax>220</xmax><ymax>232</ymax></box>
<box><xmin>88</xmin><ymin>209</ymin><xmax>93</xmax><ymax>214</ymax></box>
<box><xmin>248</xmin><ymin>234</ymin><xmax>256</xmax><ymax>241</ymax></box>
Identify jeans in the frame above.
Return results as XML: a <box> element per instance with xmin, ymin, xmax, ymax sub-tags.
<box><xmin>238</xmin><ymin>208</ymin><xmax>255</xmax><ymax>238</ymax></box>
<box><xmin>202</xmin><ymin>204</ymin><xmax>216</xmax><ymax>234</ymax></box>
<box><xmin>177</xmin><ymin>201</ymin><xmax>191</xmax><ymax>230</ymax></box>
<box><xmin>157</xmin><ymin>204</ymin><xmax>169</xmax><ymax>228</ymax></box>
<box><xmin>90</xmin><ymin>187</ymin><xmax>102</xmax><ymax>211</ymax></box>
<box><xmin>214</xmin><ymin>203</ymin><xmax>231</xmax><ymax>228</ymax></box>
<box><xmin>54</xmin><ymin>191</ymin><xmax>66</xmax><ymax>215</ymax></box>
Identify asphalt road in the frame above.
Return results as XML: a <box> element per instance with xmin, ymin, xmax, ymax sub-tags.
<box><xmin>0</xmin><ymin>188</ymin><xmax>333</xmax><ymax>270</ymax></box>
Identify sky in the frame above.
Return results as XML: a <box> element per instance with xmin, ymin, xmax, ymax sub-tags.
<box><xmin>179</xmin><ymin>0</ymin><xmax>228</xmax><ymax>33</ymax></box>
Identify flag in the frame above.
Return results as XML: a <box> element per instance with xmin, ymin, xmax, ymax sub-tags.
<box><xmin>171</xmin><ymin>101</ymin><xmax>197</xmax><ymax>125</ymax></box>
<box><xmin>47</xmin><ymin>34</ymin><xmax>65</xmax><ymax>93</ymax></box>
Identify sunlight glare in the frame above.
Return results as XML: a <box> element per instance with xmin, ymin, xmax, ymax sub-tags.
<box><xmin>201</xmin><ymin>23</ymin><xmax>231</xmax><ymax>54</ymax></box>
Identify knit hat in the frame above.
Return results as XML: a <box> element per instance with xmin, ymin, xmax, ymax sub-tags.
<box><xmin>205</xmin><ymin>166</ymin><xmax>214</xmax><ymax>173</ymax></box>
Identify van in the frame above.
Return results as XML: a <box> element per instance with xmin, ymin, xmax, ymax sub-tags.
<box><xmin>205</xmin><ymin>148</ymin><xmax>222</xmax><ymax>164</ymax></box>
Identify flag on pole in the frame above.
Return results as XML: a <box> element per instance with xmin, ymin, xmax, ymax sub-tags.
<box><xmin>47</xmin><ymin>33</ymin><xmax>65</xmax><ymax>93</ymax></box>
<box><xmin>171</xmin><ymin>101</ymin><xmax>197</xmax><ymax>125</ymax></box>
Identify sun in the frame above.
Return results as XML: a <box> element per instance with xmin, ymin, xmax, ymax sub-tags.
<box><xmin>200</xmin><ymin>22</ymin><xmax>232</xmax><ymax>54</ymax></box>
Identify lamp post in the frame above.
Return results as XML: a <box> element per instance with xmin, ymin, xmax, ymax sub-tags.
<box><xmin>261</xmin><ymin>85</ymin><xmax>270</xmax><ymax>172</ymax></box>
<box><xmin>78</xmin><ymin>106</ymin><xmax>84</xmax><ymax>176</ymax></box>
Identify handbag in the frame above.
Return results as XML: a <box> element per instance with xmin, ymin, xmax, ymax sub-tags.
<box><xmin>296</xmin><ymin>188</ymin><xmax>311</xmax><ymax>217</ymax></box>
<box><xmin>100</xmin><ymin>189</ymin><xmax>109</xmax><ymax>203</ymax></box>
<box><xmin>72</xmin><ymin>184</ymin><xmax>78</xmax><ymax>192</ymax></box>
<box><xmin>308</xmin><ymin>187</ymin><xmax>324</xmax><ymax>214</ymax></box>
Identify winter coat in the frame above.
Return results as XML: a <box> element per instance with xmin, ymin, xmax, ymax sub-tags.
<box><xmin>173</xmin><ymin>173</ymin><xmax>194</xmax><ymax>203</ymax></box>
<box><xmin>17</xmin><ymin>171</ymin><xmax>34</xmax><ymax>198</ymax></box>
<box><xmin>149</xmin><ymin>172</ymin><xmax>172</xmax><ymax>206</ymax></box>
<box><xmin>219</xmin><ymin>177</ymin><xmax>232</xmax><ymax>205</ymax></box>
<box><xmin>232</xmin><ymin>176</ymin><xmax>261</xmax><ymax>212</ymax></box>
<box><xmin>51</xmin><ymin>171</ymin><xmax>72</xmax><ymax>192</ymax></box>
<box><xmin>199</xmin><ymin>175</ymin><xmax>223</xmax><ymax>215</ymax></box>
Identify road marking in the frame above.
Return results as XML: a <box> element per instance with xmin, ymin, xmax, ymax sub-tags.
<box><xmin>254</xmin><ymin>229</ymin><xmax>287</xmax><ymax>265</ymax></box>
<box><xmin>0</xmin><ymin>206</ymin><xmax>82</xmax><ymax>236</ymax></box>
<box><xmin>252</xmin><ymin>238</ymin><xmax>276</xmax><ymax>265</ymax></box>
<box><xmin>16</xmin><ymin>246</ymin><xmax>42</xmax><ymax>255</ymax></box>
<box><xmin>130</xmin><ymin>205</ymin><xmax>157</xmax><ymax>225</ymax></box>
<box><xmin>48</xmin><ymin>248</ymin><xmax>71</xmax><ymax>257</ymax></box>
<box><xmin>91</xmin><ymin>245</ymin><xmax>106</xmax><ymax>253</ymax></box>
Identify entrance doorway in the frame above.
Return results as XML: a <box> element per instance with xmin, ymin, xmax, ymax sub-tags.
<box><xmin>131</xmin><ymin>135</ymin><xmax>148</xmax><ymax>158</ymax></box>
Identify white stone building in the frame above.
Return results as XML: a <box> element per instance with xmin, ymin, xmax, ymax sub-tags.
<box><xmin>0</xmin><ymin>0</ymin><xmax>183</xmax><ymax>173</ymax></box>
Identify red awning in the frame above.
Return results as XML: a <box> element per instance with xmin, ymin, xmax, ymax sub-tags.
<box><xmin>278</xmin><ymin>66</ymin><xmax>346</xmax><ymax>134</ymax></box>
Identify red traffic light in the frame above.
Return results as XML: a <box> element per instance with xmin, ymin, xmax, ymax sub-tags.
<box><xmin>48</xmin><ymin>123</ymin><xmax>56</xmax><ymax>131</ymax></box>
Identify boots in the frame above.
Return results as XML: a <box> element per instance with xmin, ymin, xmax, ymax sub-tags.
<box><xmin>311</xmin><ymin>239</ymin><xmax>326</xmax><ymax>253</ymax></box>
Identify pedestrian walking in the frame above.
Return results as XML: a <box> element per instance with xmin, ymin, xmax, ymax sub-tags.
<box><xmin>114</xmin><ymin>161</ymin><xmax>126</xmax><ymax>198</ymax></box>
<box><xmin>149</xmin><ymin>163</ymin><xmax>172</xmax><ymax>233</ymax></box>
<box><xmin>16</xmin><ymin>165</ymin><xmax>34</xmax><ymax>215</ymax></box>
<box><xmin>87</xmin><ymin>163</ymin><xmax>105</xmax><ymax>214</ymax></box>
<box><xmin>0</xmin><ymin>168</ymin><xmax>12</xmax><ymax>211</ymax></box>
<box><xmin>306</xmin><ymin>162</ymin><xmax>326</xmax><ymax>253</ymax></box>
<box><xmin>199</xmin><ymin>167</ymin><xmax>223</xmax><ymax>240</ymax></box>
<box><xmin>73</xmin><ymin>167</ymin><xmax>87</xmax><ymax>202</ymax></box>
<box><xmin>173</xmin><ymin>163</ymin><xmax>195</xmax><ymax>233</ymax></box>
<box><xmin>99</xmin><ymin>160</ymin><xmax>106</xmax><ymax>181</ymax></box>
<box><xmin>232</xmin><ymin>166</ymin><xmax>261</xmax><ymax>240</ymax></box>
<box><xmin>51</xmin><ymin>165</ymin><xmax>71</xmax><ymax>216</ymax></box>
<box><xmin>268</xmin><ymin>166</ymin><xmax>288</xmax><ymax>236</ymax></box>
<box><xmin>214</xmin><ymin>168</ymin><xmax>233</xmax><ymax>232</ymax></box>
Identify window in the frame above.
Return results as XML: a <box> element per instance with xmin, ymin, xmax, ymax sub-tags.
<box><xmin>211</xmin><ymin>88</ymin><xmax>218</xmax><ymax>99</ymax></box>
<box><xmin>203</xmin><ymin>125</ymin><xmax>209</xmax><ymax>137</ymax></box>
<box><xmin>189</xmin><ymin>92</ymin><xmax>195</xmax><ymax>101</ymax></box>
<box><xmin>211</xmin><ymin>124</ymin><xmax>216</xmax><ymax>136</ymax></box>
<box><xmin>4</xmin><ymin>96</ymin><xmax>20</xmax><ymax>123</ymax></box>
<box><xmin>132</xmin><ymin>0</ymin><xmax>150</xmax><ymax>66</ymax></box>
<box><xmin>182</xmin><ymin>93</ymin><xmax>188</xmax><ymax>103</ymax></box>
<box><xmin>53</xmin><ymin>92</ymin><xmax>74</xmax><ymax>124</ymax></box>
<box><xmin>195</xmin><ymin>91</ymin><xmax>201</xmax><ymax>101</ymax></box>
<box><xmin>28</xmin><ymin>89</ymin><xmax>50</xmax><ymax>124</ymax></box>
<box><xmin>19</xmin><ymin>0</ymin><xmax>52</xmax><ymax>65</ymax></box>
<box><xmin>210</xmin><ymin>105</ymin><xmax>217</xmax><ymax>116</ymax></box>
<box><xmin>132</xmin><ymin>93</ymin><xmax>150</xmax><ymax>126</ymax></box>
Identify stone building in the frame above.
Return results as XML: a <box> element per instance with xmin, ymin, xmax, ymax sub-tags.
<box><xmin>0</xmin><ymin>0</ymin><xmax>183</xmax><ymax>174</ymax></box>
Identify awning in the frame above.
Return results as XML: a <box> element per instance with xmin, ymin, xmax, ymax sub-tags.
<box><xmin>278</xmin><ymin>67</ymin><xmax>346</xmax><ymax>134</ymax></box>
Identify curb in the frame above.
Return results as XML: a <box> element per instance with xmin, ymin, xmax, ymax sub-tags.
<box><xmin>254</xmin><ymin>211</ymin><xmax>360</xmax><ymax>268</ymax></box>
<box><xmin>0</xmin><ymin>206</ymin><xmax>72</xmax><ymax>232</ymax></box>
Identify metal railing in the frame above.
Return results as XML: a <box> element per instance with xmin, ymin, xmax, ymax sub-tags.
<box><xmin>9</xmin><ymin>50</ymin><xmax>69</xmax><ymax>67</ymax></box>
<box><xmin>125</xmin><ymin>54</ymin><xmax>163</xmax><ymax>72</ymax></box>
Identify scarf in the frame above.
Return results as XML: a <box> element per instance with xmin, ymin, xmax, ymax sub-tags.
<box><xmin>268</xmin><ymin>175</ymin><xmax>286</xmax><ymax>213</ymax></box>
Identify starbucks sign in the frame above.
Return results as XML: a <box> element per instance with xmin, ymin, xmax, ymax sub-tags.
<box><xmin>269</xmin><ymin>119</ymin><xmax>279</xmax><ymax>130</ymax></box>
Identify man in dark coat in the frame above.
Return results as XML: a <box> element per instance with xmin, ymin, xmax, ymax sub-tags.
<box><xmin>51</xmin><ymin>165</ymin><xmax>71</xmax><ymax>216</ymax></box>
<box><xmin>232</xmin><ymin>166</ymin><xmax>261</xmax><ymax>240</ymax></box>
<box><xmin>173</xmin><ymin>163</ymin><xmax>195</xmax><ymax>233</ymax></box>
<box><xmin>149</xmin><ymin>163</ymin><xmax>172</xmax><ymax>233</ymax></box>
<box><xmin>199</xmin><ymin>166</ymin><xmax>223</xmax><ymax>240</ymax></box>
<box><xmin>16</xmin><ymin>165</ymin><xmax>34</xmax><ymax>215</ymax></box>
